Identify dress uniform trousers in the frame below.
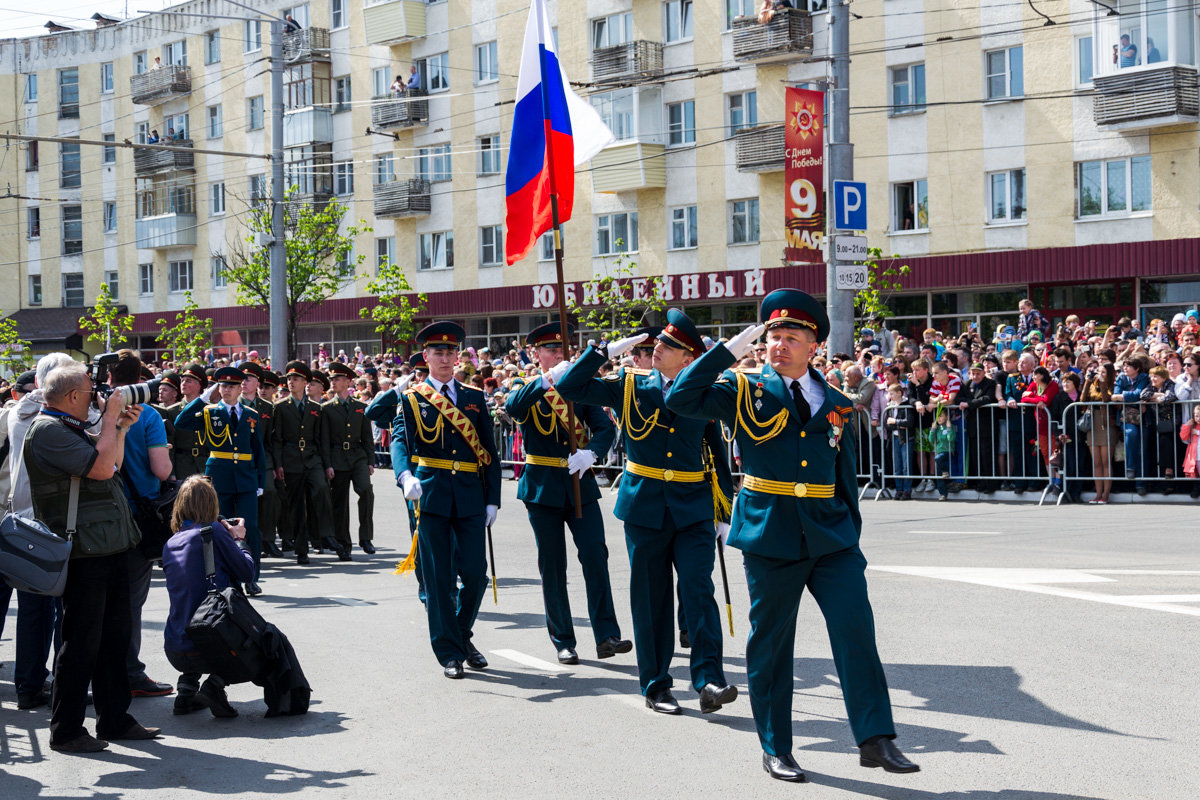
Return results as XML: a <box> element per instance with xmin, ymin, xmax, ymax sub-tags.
<box><xmin>219</xmin><ymin>489</ymin><xmax>261</xmax><ymax>579</ymax></box>
<box><xmin>418</xmin><ymin>505</ymin><xmax>488</xmax><ymax>665</ymax></box>
<box><xmin>285</xmin><ymin>464</ymin><xmax>334</xmax><ymax>557</ymax></box>
<box><xmin>331</xmin><ymin>462</ymin><xmax>374</xmax><ymax>549</ymax></box>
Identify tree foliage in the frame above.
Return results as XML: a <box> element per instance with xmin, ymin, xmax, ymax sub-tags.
<box><xmin>0</xmin><ymin>312</ymin><xmax>33</xmax><ymax>378</ymax></box>
<box><xmin>360</xmin><ymin>259</ymin><xmax>427</xmax><ymax>348</ymax></box>
<box><xmin>566</xmin><ymin>247</ymin><xmax>668</xmax><ymax>341</ymax></box>
<box><xmin>853</xmin><ymin>247</ymin><xmax>911</xmax><ymax>326</ymax></box>
<box><xmin>222</xmin><ymin>187</ymin><xmax>370</xmax><ymax>357</ymax></box>
<box><xmin>78</xmin><ymin>284</ymin><xmax>132</xmax><ymax>349</ymax></box>
<box><xmin>156</xmin><ymin>290</ymin><xmax>213</xmax><ymax>365</ymax></box>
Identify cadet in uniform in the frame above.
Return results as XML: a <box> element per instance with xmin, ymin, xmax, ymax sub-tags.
<box><xmin>667</xmin><ymin>289</ymin><xmax>919</xmax><ymax>782</ymax></box>
<box><xmin>272</xmin><ymin>361</ymin><xmax>343</xmax><ymax>564</ymax></box>
<box><xmin>171</xmin><ymin>363</ymin><xmax>210</xmax><ymax>480</ymax></box>
<box><xmin>391</xmin><ymin>322</ymin><xmax>501</xmax><ymax>679</ymax></box>
<box><xmin>175</xmin><ymin>366</ymin><xmax>267</xmax><ymax>594</ymax></box>
<box><xmin>321</xmin><ymin>362</ymin><xmax>376</xmax><ymax>556</ymax></box>
<box><xmin>556</xmin><ymin>309</ymin><xmax>736</xmax><ymax>715</ymax></box>
<box><xmin>151</xmin><ymin>371</ymin><xmax>180</xmax><ymax>472</ymax></box>
<box><xmin>504</xmin><ymin>322</ymin><xmax>630</xmax><ymax>664</ymax></box>
<box><xmin>241</xmin><ymin>363</ymin><xmax>285</xmax><ymax>559</ymax></box>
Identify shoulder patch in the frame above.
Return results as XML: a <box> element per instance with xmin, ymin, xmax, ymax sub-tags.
<box><xmin>602</xmin><ymin>372</ymin><xmax>622</xmax><ymax>382</ymax></box>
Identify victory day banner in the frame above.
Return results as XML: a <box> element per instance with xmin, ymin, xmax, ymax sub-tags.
<box><xmin>783</xmin><ymin>87</ymin><xmax>825</xmax><ymax>264</ymax></box>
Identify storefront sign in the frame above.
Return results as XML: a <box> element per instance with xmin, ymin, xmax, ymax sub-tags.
<box><xmin>531</xmin><ymin>268</ymin><xmax>769</xmax><ymax>310</ymax></box>
<box><xmin>784</xmin><ymin>87</ymin><xmax>825</xmax><ymax>264</ymax></box>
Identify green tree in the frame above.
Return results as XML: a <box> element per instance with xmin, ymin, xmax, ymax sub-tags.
<box><xmin>78</xmin><ymin>284</ymin><xmax>132</xmax><ymax>350</ymax></box>
<box><xmin>0</xmin><ymin>312</ymin><xmax>33</xmax><ymax>378</ymax></box>
<box><xmin>360</xmin><ymin>259</ymin><xmax>427</xmax><ymax>348</ymax></box>
<box><xmin>566</xmin><ymin>247</ymin><xmax>668</xmax><ymax>341</ymax></box>
<box><xmin>853</xmin><ymin>247</ymin><xmax>911</xmax><ymax>327</ymax></box>
<box><xmin>222</xmin><ymin>187</ymin><xmax>370</xmax><ymax>357</ymax></box>
<box><xmin>156</xmin><ymin>290</ymin><xmax>213</xmax><ymax>365</ymax></box>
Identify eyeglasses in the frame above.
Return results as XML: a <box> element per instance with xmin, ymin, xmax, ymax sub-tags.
<box><xmin>1186</xmin><ymin>362</ymin><xmax>1198</xmax><ymax>367</ymax></box>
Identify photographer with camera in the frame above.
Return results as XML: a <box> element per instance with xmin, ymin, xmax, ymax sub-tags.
<box><xmin>22</xmin><ymin>362</ymin><xmax>161</xmax><ymax>753</ymax></box>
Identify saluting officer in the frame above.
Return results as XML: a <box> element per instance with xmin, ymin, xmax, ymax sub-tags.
<box><xmin>272</xmin><ymin>360</ymin><xmax>343</xmax><ymax>564</ymax></box>
<box><xmin>321</xmin><ymin>362</ymin><xmax>376</xmax><ymax>556</ymax></box>
<box><xmin>555</xmin><ymin>309</ymin><xmax>737</xmax><ymax>716</ymax></box>
<box><xmin>667</xmin><ymin>289</ymin><xmax>920</xmax><ymax>782</ymax></box>
<box><xmin>241</xmin><ymin>363</ymin><xmax>285</xmax><ymax>559</ymax></box>
<box><xmin>505</xmin><ymin>322</ymin><xmax>630</xmax><ymax>665</ymax></box>
<box><xmin>391</xmin><ymin>322</ymin><xmax>501</xmax><ymax>679</ymax></box>
<box><xmin>175</xmin><ymin>366</ymin><xmax>267</xmax><ymax>594</ymax></box>
<box><xmin>171</xmin><ymin>363</ymin><xmax>210</xmax><ymax>480</ymax></box>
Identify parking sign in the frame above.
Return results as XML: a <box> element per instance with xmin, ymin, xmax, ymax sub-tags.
<box><xmin>832</xmin><ymin>180</ymin><xmax>867</xmax><ymax>231</ymax></box>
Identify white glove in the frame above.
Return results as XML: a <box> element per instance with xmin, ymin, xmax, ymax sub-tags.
<box><xmin>542</xmin><ymin>359</ymin><xmax>573</xmax><ymax>388</ymax></box>
<box><xmin>567</xmin><ymin>449</ymin><xmax>597</xmax><ymax>476</ymax></box>
<box><xmin>256</xmin><ymin>488</ymin><xmax>264</xmax><ymax>497</ymax></box>
<box><xmin>399</xmin><ymin>471</ymin><xmax>423</xmax><ymax>500</ymax></box>
<box><xmin>485</xmin><ymin>504</ymin><xmax>498</xmax><ymax>527</ymax></box>
<box><xmin>393</xmin><ymin>372</ymin><xmax>415</xmax><ymax>396</ymax></box>
<box><xmin>606</xmin><ymin>333</ymin><xmax>647</xmax><ymax>361</ymax></box>
<box><xmin>716</xmin><ymin>522</ymin><xmax>731</xmax><ymax>545</ymax></box>
<box><xmin>726</xmin><ymin>323</ymin><xmax>766</xmax><ymax>359</ymax></box>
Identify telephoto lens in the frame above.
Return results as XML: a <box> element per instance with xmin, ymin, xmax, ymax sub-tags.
<box><xmin>118</xmin><ymin>382</ymin><xmax>154</xmax><ymax>405</ymax></box>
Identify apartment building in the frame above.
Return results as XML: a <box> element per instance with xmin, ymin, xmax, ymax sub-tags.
<box><xmin>1</xmin><ymin>0</ymin><xmax>1198</xmax><ymax>362</ymax></box>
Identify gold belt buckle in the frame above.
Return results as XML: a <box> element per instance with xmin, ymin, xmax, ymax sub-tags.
<box><xmin>662</xmin><ymin>469</ymin><xmax>675</xmax><ymax>482</ymax></box>
<box><xmin>191</xmin><ymin>448</ymin><xmax>200</xmax><ymax>457</ymax></box>
<box><xmin>793</xmin><ymin>483</ymin><xmax>807</xmax><ymax>498</ymax></box>
<box><xmin>559</xmin><ymin>457</ymin><xmax>568</xmax><ymax>468</ymax></box>
<box><xmin>298</xmin><ymin>438</ymin><xmax>306</xmax><ymax>451</ymax></box>
<box><xmin>451</xmin><ymin>460</ymin><xmax>461</xmax><ymax>472</ymax></box>
<box><xmin>342</xmin><ymin>441</ymin><xmax>351</xmax><ymax>450</ymax></box>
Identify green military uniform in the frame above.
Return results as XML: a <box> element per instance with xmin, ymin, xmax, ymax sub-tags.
<box><xmin>245</xmin><ymin>364</ymin><xmax>283</xmax><ymax>556</ymax></box>
<box><xmin>320</xmin><ymin>364</ymin><xmax>376</xmax><ymax>553</ymax></box>
<box><xmin>272</xmin><ymin>361</ymin><xmax>336</xmax><ymax>562</ymax></box>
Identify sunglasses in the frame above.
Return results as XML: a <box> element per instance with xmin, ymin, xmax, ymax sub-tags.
<box><xmin>1186</xmin><ymin>362</ymin><xmax>1198</xmax><ymax>367</ymax></box>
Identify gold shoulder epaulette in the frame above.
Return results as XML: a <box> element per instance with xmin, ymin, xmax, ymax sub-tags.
<box><xmin>734</xmin><ymin>367</ymin><xmax>763</xmax><ymax>375</ymax></box>
<box><xmin>627</xmin><ymin>368</ymin><xmax>652</xmax><ymax>376</ymax></box>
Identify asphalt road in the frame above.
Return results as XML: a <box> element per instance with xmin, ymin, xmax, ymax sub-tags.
<box><xmin>2</xmin><ymin>474</ymin><xmax>1196</xmax><ymax>800</ymax></box>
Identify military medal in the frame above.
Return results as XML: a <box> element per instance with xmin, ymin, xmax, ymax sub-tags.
<box><xmin>755</xmin><ymin>398</ymin><xmax>763</xmax><ymax>410</ymax></box>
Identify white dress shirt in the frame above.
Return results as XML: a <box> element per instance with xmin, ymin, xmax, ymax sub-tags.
<box><xmin>782</xmin><ymin>369</ymin><xmax>825</xmax><ymax>416</ymax></box>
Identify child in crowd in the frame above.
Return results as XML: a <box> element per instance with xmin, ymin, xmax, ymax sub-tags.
<box><xmin>884</xmin><ymin>383</ymin><xmax>917</xmax><ymax>500</ymax></box>
<box><xmin>931</xmin><ymin>406</ymin><xmax>957</xmax><ymax>500</ymax></box>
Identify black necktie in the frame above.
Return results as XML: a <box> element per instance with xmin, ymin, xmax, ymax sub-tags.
<box><xmin>229</xmin><ymin>405</ymin><xmax>239</xmax><ymax>430</ymax></box>
<box><xmin>791</xmin><ymin>379</ymin><xmax>812</xmax><ymax>426</ymax></box>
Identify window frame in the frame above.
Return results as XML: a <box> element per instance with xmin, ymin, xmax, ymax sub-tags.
<box><xmin>205</xmin><ymin>30</ymin><xmax>221</xmax><ymax>64</ymax></box>
<box><xmin>664</xmin><ymin>0</ymin><xmax>694</xmax><ymax>44</ymax></box>
<box><xmin>105</xmin><ymin>270</ymin><xmax>120</xmax><ymax>300</ymax></box>
<box><xmin>595</xmin><ymin>212</ymin><xmax>639</xmax><ymax>255</ymax></box>
<box><xmin>1075</xmin><ymin>35</ymin><xmax>1094</xmax><ymax>88</ymax></box>
<box><xmin>889</xmin><ymin>63</ymin><xmax>926</xmax><ymax>115</ymax></box>
<box><xmin>478</xmin><ymin>134</ymin><xmax>502</xmax><ymax>176</ymax></box>
<box><xmin>728</xmin><ymin>198</ymin><xmax>759</xmax><ymax>245</ymax></box>
<box><xmin>727</xmin><ymin>90</ymin><xmax>757</xmax><ymax>136</ymax></box>
<box><xmin>103</xmin><ymin>202</ymin><xmax>118</xmax><ymax>233</ymax></box>
<box><xmin>591</xmin><ymin>12</ymin><xmax>633</xmax><ymax>50</ymax></box>
<box><xmin>891</xmin><ymin>179</ymin><xmax>930</xmax><ymax>232</ymax></box>
<box><xmin>168</xmin><ymin>259</ymin><xmax>194</xmax><ymax>294</ymax></box>
<box><xmin>139</xmin><ymin>263</ymin><xmax>155</xmax><ymax>295</ymax></box>
<box><xmin>25</xmin><ymin>73</ymin><xmax>37</xmax><ymax>102</ymax></box>
<box><xmin>244</xmin><ymin>20</ymin><xmax>263</xmax><ymax>53</ymax></box>
<box><xmin>27</xmin><ymin>207</ymin><xmax>40</xmax><ymax>239</ymax></box>
<box><xmin>724</xmin><ymin>0</ymin><xmax>755</xmax><ymax>30</ymax></box>
<box><xmin>418</xmin><ymin>230</ymin><xmax>455</xmax><ymax>271</ymax></box>
<box><xmin>1076</xmin><ymin>156</ymin><xmax>1152</xmax><ymax>219</ymax></box>
<box><xmin>29</xmin><ymin>274</ymin><xmax>43</xmax><ymax>306</ymax></box>
<box><xmin>984</xmin><ymin>45</ymin><xmax>1024</xmax><ymax>101</ymax></box>
<box><xmin>666</xmin><ymin>100</ymin><xmax>696</xmax><ymax>146</ymax></box>
<box><xmin>330</xmin><ymin>0</ymin><xmax>346</xmax><ymax>30</ymax></box>
<box><xmin>247</xmin><ymin>96</ymin><xmax>264</xmax><ymax>131</ymax></box>
<box><xmin>986</xmin><ymin>168</ymin><xmax>1027</xmax><ymax>224</ymax></box>
<box><xmin>669</xmin><ymin>205</ymin><xmax>698</xmax><ymax>250</ymax></box>
<box><xmin>376</xmin><ymin>236</ymin><xmax>395</xmax><ymax>272</ymax></box>
<box><xmin>60</xmin><ymin>140</ymin><xmax>82</xmax><ymax>188</ymax></box>
<box><xmin>374</xmin><ymin>153</ymin><xmax>395</xmax><ymax>184</ymax></box>
<box><xmin>210</xmin><ymin>181</ymin><xmax>226</xmax><ymax>215</ymax></box>
<box><xmin>211</xmin><ymin>255</ymin><xmax>228</xmax><ymax>289</ymax></box>
<box><xmin>475</xmin><ymin>41</ymin><xmax>499</xmax><ymax>84</ymax></box>
<box><xmin>417</xmin><ymin>144</ymin><xmax>452</xmax><ymax>183</ymax></box>
<box><xmin>102</xmin><ymin>133</ymin><xmax>117</xmax><ymax>164</ymax></box>
<box><xmin>208</xmin><ymin>104</ymin><xmax>223</xmax><ymax>138</ymax></box>
<box><xmin>334</xmin><ymin>76</ymin><xmax>351</xmax><ymax>112</ymax></box>
<box><xmin>334</xmin><ymin>161</ymin><xmax>354</xmax><ymax>195</ymax></box>
<box><xmin>425</xmin><ymin>52</ymin><xmax>450</xmax><ymax>93</ymax></box>
<box><xmin>61</xmin><ymin>273</ymin><xmax>84</xmax><ymax>308</ymax></box>
<box><xmin>58</xmin><ymin>67</ymin><xmax>79</xmax><ymax>119</ymax></box>
<box><xmin>100</xmin><ymin>62</ymin><xmax>114</xmax><ymax>94</ymax></box>
<box><xmin>480</xmin><ymin>224</ymin><xmax>504</xmax><ymax>267</ymax></box>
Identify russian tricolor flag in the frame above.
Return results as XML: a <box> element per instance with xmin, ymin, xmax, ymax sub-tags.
<box><xmin>505</xmin><ymin>0</ymin><xmax>614</xmax><ymax>265</ymax></box>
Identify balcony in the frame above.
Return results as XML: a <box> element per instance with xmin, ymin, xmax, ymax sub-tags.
<box><xmin>371</xmin><ymin>91</ymin><xmax>429</xmax><ymax>130</ymax></box>
<box><xmin>363</xmin><ymin>0</ymin><xmax>426</xmax><ymax>46</ymax></box>
<box><xmin>284</xmin><ymin>108</ymin><xmax>334</xmax><ymax>147</ymax></box>
<box><xmin>136</xmin><ymin>214</ymin><xmax>197</xmax><ymax>249</ymax></box>
<box><xmin>133</xmin><ymin>140</ymin><xmax>194</xmax><ymax>176</ymax></box>
<box><xmin>373</xmin><ymin>178</ymin><xmax>431</xmax><ymax>217</ymax></box>
<box><xmin>735</xmin><ymin>124</ymin><xmax>785</xmax><ymax>172</ymax></box>
<box><xmin>283</xmin><ymin>27</ymin><xmax>330</xmax><ymax>62</ymax></box>
<box><xmin>732</xmin><ymin>8</ymin><xmax>813</xmax><ymax>63</ymax></box>
<box><xmin>1093</xmin><ymin>65</ymin><xmax>1199</xmax><ymax>130</ymax></box>
<box><xmin>285</xmin><ymin>192</ymin><xmax>333</xmax><ymax>226</ymax></box>
<box><xmin>590</xmin><ymin>142</ymin><xmax>666</xmax><ymax>192</ymax></box>
<box><xmin>130</xmin><ymin>65</ymin><xmax>192</xmax><ymax>106</ymax></box>
<box><xmin>591</xmin><ymin>41</ymin><xmax>664</xmax><ymax>85</ymax></box>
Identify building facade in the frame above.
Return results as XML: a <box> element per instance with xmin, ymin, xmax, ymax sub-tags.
<box><xmin>1</xmin><ymin>0</ymin><xmax>1198</xmax><ymax>364</ymax></box>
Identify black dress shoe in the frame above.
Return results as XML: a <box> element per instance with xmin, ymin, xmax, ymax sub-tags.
<box><xmin>281</xmin><ymin>539</ymin><xmax>295</xmax><ymax>552</ymax></box>
<box><xmin>557</xmin><ymin>647</ymin><xmax>579</xmax><ymax>665</ymax></box>
<box><xmin>698</xmin><ymin>682</ymin><xmax>738</xmax><ymax>714</ymax></box>
<box><xmin>263</xmin><ymin>540</ymin><xmax>285</xmax><ymax>559</ymax></box>
<box><xmin>464</xmin><ymin>644</ymin><xmax>488</xmax><ymax>670</ymax></box>
<box><xmin>859</xmin><ymin>737</ymin><xmax>920</xmax><ymax>773</ymax></box>
<box><xmin>337</xmin><ymin>549</ymin><xmax>352</xmax><ymax>562</ymax></box>
<box><xmin>17</xmin><ymin>689</ymin><xmax>49</xmax><ymax>710</ymax></box>
<box><xmin>645</xmin><ymin>688</ymin><xmax>682</xmax><ymax>715</ymax></box>
<box><xmin>596</xmin><ymin>636</ymin><xmax>633</xmax><ymax>659</ymax></box>
<box><xmin>443</xmin><ymin>660</ymin><xmax>464</xmax><ymax>679</ymax></box>
<box><xmin>244</xmin><ymin>581</ymin><xmax>262</xmax><ymax>597</ymax></box>
<box><xmin>296</xmin><ymin>554</ymin><xmax>310</xmax><ymax>565</ymax></box>
<box><xmin>679</xmin><ymin>630</ymin><xmax>691</xmax><ymax>649</ymax></box>
<box><xmin>360</xmin><ymin>542</ymin><xmax>376</xmax><ymax>555</ymax></box>
<box><xmin>763</xmin><ymin>752</ymin><xmax>806</xmax><ymax>782</ymax></box>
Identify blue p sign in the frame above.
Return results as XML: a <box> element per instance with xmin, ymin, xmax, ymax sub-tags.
<box><xmin>833</xmin><ymin>180</ymin><xmax>867</xmax><ymax>231</ymax></box>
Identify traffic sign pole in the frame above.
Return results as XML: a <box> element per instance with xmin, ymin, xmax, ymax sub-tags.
<box><xmin>825</xmin><ymin>0</ymin><xmax>855</xmax><ymax>356</ymax></box>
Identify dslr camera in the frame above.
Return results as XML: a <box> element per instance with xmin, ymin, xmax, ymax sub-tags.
<box><xmin>90</xmin><ymin>352</ymin><xmax>162</xmax><ymax>406</ymax></box>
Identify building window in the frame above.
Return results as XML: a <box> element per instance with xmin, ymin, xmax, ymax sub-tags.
<box><xmin>475</xmin><ymin>41</ymin><xmax>498</xmax><ymax>83</ymax></box>
<box><xmin>424</xmin><ymin>53</ymin><xmax>449</xmax><ymax>92</ymax></box>
<box><xmin>666</xmin><ymin>100</ymin><xmax>695</xmax><ymax>145</ymax></box>
<box><xmin>1076</xmin><ymin>36</ymin><xmax>1094</xmax><ymax>87</ymax></box>
<box><xmin>208</xmin><ymin>104</ymin><xmax>223</xmax><ymax>138</ymax></box>
<box><xmin>134</xmin><ymin>52</ymin><xmax>147</xmax><ymax>74</ymax></box>
<box><xmin>987</xmin><ymin>169</ymin><xmax>1026</xmax><ymax>223</ymax></box>
<box><xmin>985</xmin><ymin>46</ymin><xmax>1023</xmax><ymax>100</ymax></box>
<box><xmin>27</xmin><ymin>207</ymin><xmax>40</xmax><ymax>238</ymax></box>
<box><xmin>164</xmin><ymin>39</ymin><xmax>187</xmax><ymax>66</ymax></box>
<box><xmin>592</xmin><ymin>12</ymin><xmax>632</xmax><ymax>49</ymax></box>
<box><xmin>331</xmin><ymin>0</ymin><xmax>346</xmax><ymax>29</ymax></box>
<box><xmin>418</xmin><ymin>231</ymin><xmax>454</xmax><ymax>270</ymax></box>
<box><xmin>418</xmin><ymin>144</ymin><xmax>452</xmax><ymax>183</ymax></box>
<box><xmin>60</xmin><ymin>141</ymin><xmax>81</xmax><ymax>188</ymax></box>
<box><xmin>334</xmin><ymin>76</ymin><xmax>351</xmax><ymax>111</ymax></box>
<box><xmin>29</xmin><ymin>275</ymin><xmax>42</xmax><ymax>306</ymax></box>
<box><xmin>104</xmin><ymin>202</ymin><xmax>117</xmax><ymax>233</ymax></box>
<box><xmin>596</xmin><ymin>212</ymin><xmax>638</xmax><ymax>255</ymax></box>
<box><xmin>892</xmin><ymin>179</ymin><xmax>930</xmax><ymax>231</ymax></box>
<box><xmin>539</xmin><ymin>230</ymin><xmax>562</xmax><ymax>261</ymax></box>
<box><xmin>211</xmin><ymin>182</ymin><xmax>226</xmax><ymax>214</ymax></box>
<box><xmin>212</xmin><ymin>255</ymin><xmax>228</xmax><ymax>289</ymax></box>
<box><xmin>376</xmin><ymin>236</ymin><xmax>395</xmax><ymax>271</ymax></box>
<box><xmin>139</xmin><ymin>263</ymin><xmax>154</xmax><ymax>295</ymax></box>
<box><xmin>371</xmin><ymin>67</ymin><xmax>389</xmax><ymax>98</ymax></box>
<box><xmin>249</xmin><ymin>175</ymin><xmax>267</xmax><ymax>207</ymax></box>
<box><xmin>669</xmin><ymin>205</ymin><xmax>698</xmax><ymax>250</ymax></box>
<box><xmin>245</xmin><ymin>20</ymin><xmax>262</xmax><ymax>52</ymax></box>
<box><xmin>664</xmin><ymin>0</ymin><xmax>693</xmax><ymax>42</ymax></box>
<box><xmin>62</xmin><ymin>274</ymin><xmax>84</xmax><ymax>308</ymax></box>
<box><xmin>135</xmin><ymin>122</ymin><xmax>149</xmax><ymax>145</ymax></box>
<box><xmin>206</xmin><ymin>30</ymin><xmax>221</xmax><ymax>64</ymax></box>
<box><xmin>728</xmin><ymin>199</ymin><xmax>759</xmax><ymax>244</ymax></box>
<box><xmin>591</xmin><ymin>88</ymin><xmax>634</xmax><ymax>141</ymax></box>
<box><xmin>374</xmin><ymin>154</ymin><xmax>395</xmax><ymax>184</ymax></box>
<box><xmin>890</xmin><ymin>63</ymin><xmax>926</xmax><ymax>115</ymax></box>
<box><xmin>100</xmin><ymin>62</ymin><xmax>114</xmax><ymax>93</ymax></box>
<box><xmin>62</xmin><ymin>205</ymin><xmax>83</xmax><ymax>255</ymax></box>
<box><xmin>169</xmin><ymin>260</ymin><xmax>194</xmax><ymax>293</ymax></box>
<box><xmin>728</xmin><ymin>91</ymin><xmax>757</xmax><ymax>135</ymax></box>
<box><xmin>58</xmin><ymin>68</ymin><xmax>79</xmax><ymax>119</ymax></box>
<box><xmin>1077</xmin><ymin>157</ymin><xmax>1151</xmax><ymax>218</ymax></box>
<box><xmin>106</xmin><ymin>270</ymin><xmax>120</xmax><ymax>300</ymax></box>
<box><xmin>478</xmin><ymin>135</ymin><xmax>502</xmax><ymax>175</ymax></box>
<box><xmin>103</xmin><ymin>133</ymin><xmax>116</xmax><ymax>164</ymax></box>
<box><xmin>25</xmin><ymin>73</ymin><xmax>37</xmax><ymax>101</ymax></box>
<box><xmin>334</xmin><ymin>162</ymin><xmax>354</xmax><ymax>195</ymax></box>
<box><xmin>25</xmin><ymin>140</ymin><xmax>38</xmax><ymax>171</ymax></box>
<box><xmin>480</xmin><ymin>225</ymin><xmax>503</xmax><ymax>266</ymax></box>
<box><xmin>247</xmin><ymin>96</ymin><xmax>264</xmax><ymax>130</ymax></box>
<box><xmin>724</xmin><ymin>0</ymin><xmax>754</xmax><ymax>29</ymax></box>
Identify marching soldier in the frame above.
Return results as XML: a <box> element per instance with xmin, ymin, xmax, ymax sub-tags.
<box><xmin>151</xmin><ymin>371</ymin><xmax>180</xmax><ymax>469</ymax></box>
<box><xmin>272</xmin><ymin>360</ymin><xmax>344</xmax><ymax>564</ymax></box>
<box><xmin>171</xmin><ymin>363</ymin><xmax>210</xmax><ymax>480</ymax></box>
<box><xmin>321</xmin><ymin>362</ymin><xmax>376</xmax><ymax>556</ymax></box>
<box><xmin>390</xmin><ymin>322</ymin><xmax>501</xmax><ymax>679</ymax></box>
<box><xmin>555</xmin><ymin>309</ymin><xmax>736</xmax><ymax>715</ymax></box>
<box><xmin>667</xmin><ymin>289</ymin><xmax>919</xmax><ymax>782</ymax></box>
<box><xmin>504</xmin><ymin>322</ymin><xmax>630</xmax><ymax>664</ymax></box>
<box><xmin>307</xmin><ymin>371</ymin><xmax>330</xmax><ymax>403</ymax></box>
<box><xmin>242</xmin><ymin>363</ymin><xmax>285</xmax><ymax>559</ymax></box>
<box><xmin>174</xmin><ymin>366</ymin><xmax>267</xmax><ymax>595</ymax></box>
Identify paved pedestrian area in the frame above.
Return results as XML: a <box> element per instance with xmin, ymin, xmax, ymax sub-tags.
<box><xmin>1</xmin><ymin>476</ymin><xmax>1195</xmax><ymax>799</ymax></box>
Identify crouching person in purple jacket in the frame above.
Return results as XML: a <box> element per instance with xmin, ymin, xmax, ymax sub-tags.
<box><xmin>161</xmin><ymin>475</ymin><xmax>254</xmax><ymax>717</ymax></box>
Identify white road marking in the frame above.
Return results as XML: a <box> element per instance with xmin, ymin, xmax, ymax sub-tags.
<box><xmin>490</xmin><ymin>648</ymin><xmax>570</xmax><ymax>672</ymax></box>
<box><xmin>328</xmin><ymin>596</ymin><xmax>373</xmax><ymax>606</ymax></box>
<box><xmin>870</xmin><ymin>566</ymin><xmax>1200</xmax><ymax>617</ymax></box>
<box><xmin>905</xmin><ymin>530</ymin><xmax>1003</xmax><ymax>536</ymax></box>
<box><xmin>594</xmin><ymin>686</ymin><xmax>650</xmax><ymax>710</ymax></box>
